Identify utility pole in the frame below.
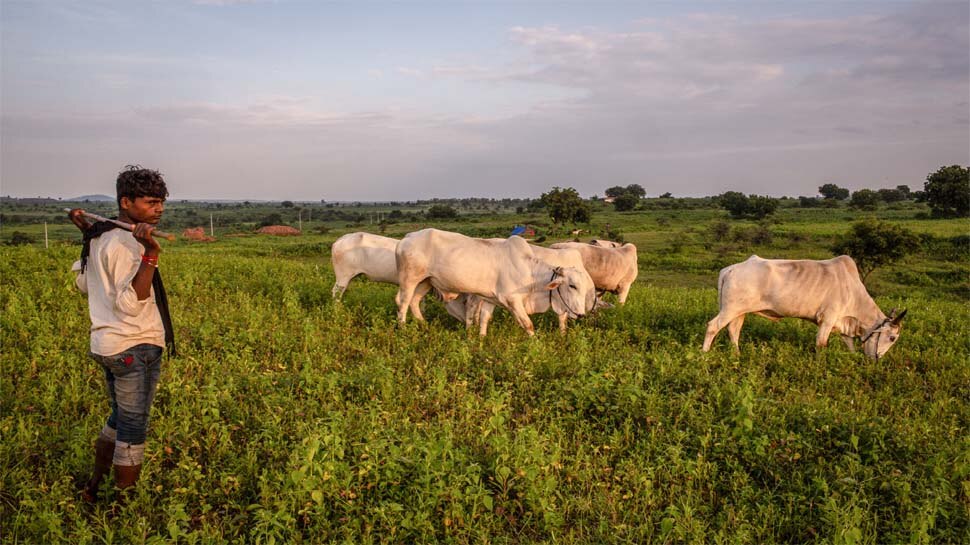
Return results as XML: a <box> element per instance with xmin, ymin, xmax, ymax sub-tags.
<box><xmin>44</xmin><ymin>222</ymin><xmax>48</xmax><ymax>249</ymax></box>
<box><xmin>210</xmin><ymin>213</ymin><xmax>214</xmax><ymax>237</ymax></box>
<box><xmin>299</xmin><ymin>210</ymin><xmax>303</xmax><ymax>231</ymax></box>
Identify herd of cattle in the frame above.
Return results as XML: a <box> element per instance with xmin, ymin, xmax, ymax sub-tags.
<box><xmin>331</xmin><ymin>228</ymin><xmax>907</xmax><ymax>360</ymax></box>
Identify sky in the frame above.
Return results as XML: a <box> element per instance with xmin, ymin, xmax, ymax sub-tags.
<box><xmin>2</xmin><ymin>0</ymin><xmax>968</xmax><ymax>201</ymax></box>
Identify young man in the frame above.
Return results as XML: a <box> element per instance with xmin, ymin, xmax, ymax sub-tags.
<box><xmin>69</xmin><ymin>165</ymin><xmax>175</xmax><ymax>502</ymax></box>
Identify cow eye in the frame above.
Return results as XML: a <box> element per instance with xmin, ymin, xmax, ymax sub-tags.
<box><xmin>569</xmin><ymin>284</ymin><xmax>577</xmax><ymax>289</ymax></box>
<box><xmin>889</xmin><ymin>336</ymin><xmax>896</xmax><ymax>342</ymax></box>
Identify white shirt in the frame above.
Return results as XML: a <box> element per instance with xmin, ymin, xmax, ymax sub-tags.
<box><xmin>72</xmin><ymin>229</ymin><xmax>165</xmax><ymax>356</ymax></box>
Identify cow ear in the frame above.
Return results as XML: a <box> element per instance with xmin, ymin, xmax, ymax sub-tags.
<box><xmin>892</xmin><ymin>309</ymin><xmax>908</xmax><ymax>325</ymax></box>
<box><xmin>545</xmin><ymin>279</ymin><xmax>562</xmax><ymax>290</ymax></box>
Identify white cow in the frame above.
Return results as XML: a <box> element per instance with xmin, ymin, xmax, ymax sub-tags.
<box><xmin>549</xmin><ymin>241</ymin><xmax>639</xmax><ymax>304</ymax></box>
<box><xmin>702</xmin><ymin>255</ymin><xmax>907</xmax><ymax>359</ymax></box>
<box><xmin>395</xmin><ymin>229</ymin><xmax>597</xmax><ymax>336</ymax></box>
<box><xmin>446</xmin><ymin>244</ymin><xmax>607</xmax><ymax>336</ymax></box>
<box><xmin>331</xmin><ymin>232</ymin><xmax>399</xmax><ymax>298</ymax></box>
<box><xmin>589</xmin><ymin>239</ymin><xmax>623</xmax><ymax>248</ymax></box>
<box><xmin>331</xmin><ymin>232</ymin><xmax>433</xmax><ymax>320</ymax></box>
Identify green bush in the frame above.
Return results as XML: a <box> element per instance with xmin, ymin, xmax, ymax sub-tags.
<box><xmin>831</xmin><ymin>219</ymin><xmax>920</xmax><ymax>280</ymax></box>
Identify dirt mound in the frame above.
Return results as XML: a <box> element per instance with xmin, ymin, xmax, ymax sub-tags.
<box><xmin>182</xmin><ymin>227</ymin><xmax>216</xmax><ymax>242</ymax></box>
<box><xmin>257</xmin><ymin>225</ymin><xmax>301</xmax><ymax>236</ymax></box>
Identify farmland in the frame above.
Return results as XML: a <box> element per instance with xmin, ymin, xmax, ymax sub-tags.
<box><xmin>1</xmin><ymin>198</ymin><xmax>968</xmax><ymax>544</ymax></box>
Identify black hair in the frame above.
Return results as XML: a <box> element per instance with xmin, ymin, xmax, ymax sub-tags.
<box><xmin>116</xmin><ymin>165</ymin><xmax>168</xmax><ymax>205</ymax></box>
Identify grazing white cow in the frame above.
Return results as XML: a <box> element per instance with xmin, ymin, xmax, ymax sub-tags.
<box><xmin>331</xmin><ymin>232</ymin><xmax>433</xmax><ymax>320</ymax></box>
<box><xmin>702</xmin><ymin>255</ymin><xmax>907</xmax><ymax>359</ymax></box>
<box><xmin>450</xmin><ymin>244</ymin><xmax>606</xmax><ymax>336</ymax></box>
<box><xmin>331</xmin><ymin>232</ymin><xmax>399</xmax><ymax>298</ymax></box>
<box><xmin>549</xmin><ymin>241</ymin><xmax>639</xmax><ymax>304</ymax></box>
<box><xmin>395</xmin><ymin>229</ymin><xmax>596</xmax><ymax>336</ymax></box>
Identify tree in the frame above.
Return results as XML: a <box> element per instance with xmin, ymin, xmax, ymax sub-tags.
<box><xmin>281</xmin><ymin>200</ymin><xmax>295</xmax><ymax>208</ymax></box>
<box><xmin>719</xmin><ymin>191</ymin><xmax>748</xmax><ymax>218</ymax></box>
<box><xmin>540</xmin><ymin>187</ymin><xmax>592</xmax><ymax>225</ymax></box>
<box><xmin>526</xmin><ymin>199</ymin><xmax>546</xmax><ymax>212</ymax></box>
<box><xmin>659</xmin><ymin>192</ymin><xmax>673</xmax><ymax>198</ymax></box>
<box><xmin>426</xmin><ymin>204</ymin><xmax>458</xmax><ymax>219</ymax></box>
<box><xmin>876</xmin><ymin>188</ymin><xmax>905</xmax><ymax>203</ymax></box>
<box><xmin>818</xmin><ymin>183</ymin><xmax>850</xmax><ymax>200</ymax></box>
<box><xmin>624</xmin><ymin>184</ymin><xmax>646</xmax><ymax>198</ymax></box>
<box><xmin>718</xmin><ymin>192</ymin><xmax>778</xmax><ymax>219</ymax></box>
<box><xmin>895</xmin><ymin>185</ymin><xmax>911</xmax><ymax>199</ymax></box>
<box><xmin>924</xmin><ymin>165</ymin><xmax>970</xmax><ymax>218</ymax></box>
<box><xmin>849</xmin><ymin>189</ymin><xmax>879</xmax><ymax>210</ymax></box>
<box><xmin>798</xmin><ymin>196</ymin><xmax>821</xmax><ymax>208</ymax></box>
<box><xmin>831</xmin><ymin>219</ymin><xmax>920</xmax><ymax>281</ymax></box>
<box><xmin>613</xmin><ymin>192</ymin><xmax>639</xmax><ymax>212</ymax></box>
<box><xmin>746</xmin><ymin>195</ymin><xmax>779</xmax><ymax>219</ymax></box>
<box><xmin>258</xmin><ymin>213</ymin><xmax>283</xmax><ymax>227</ymax></box>
<box><xmin>604</xmin><ymin>186</ymin><xmax>627</xmax><ymax>199</ymax></box>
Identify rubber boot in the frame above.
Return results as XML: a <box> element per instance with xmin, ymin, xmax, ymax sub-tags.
<box><xmin>81</xmin><ymin>436</ymin><xmax>115</xmax><ymax>502</ymax></box>
<box><xmin>112</xmin><ymin>464</ymin><xmax>142</xmax><ymax>505</ymax></box>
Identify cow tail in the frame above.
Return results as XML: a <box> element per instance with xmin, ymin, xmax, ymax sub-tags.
<box><xmin>716</xmin><ymin>267</ymin><xmax>729</xmax><ymax>308</ymax></box>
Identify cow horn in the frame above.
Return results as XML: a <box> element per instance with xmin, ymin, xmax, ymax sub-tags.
<box><xmin>892</xmin><ymin>309</ymin><xmax>908</xmax><ymax>324</ymax></box>
<box><xmin>888</xmin><ymin>307</ymin><xmax>898</xmax><ymax>319</ymax></box>
<box><xmin>553</xmin><ymin>266</ymin><xmax>563</xmax><ymax>276</ymax></box>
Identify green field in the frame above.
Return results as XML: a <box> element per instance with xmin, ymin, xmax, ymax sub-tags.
<box><xmin>2</xmin><ymin>202</ymin><xmax>968</xmax><ymax>544</ymax></box>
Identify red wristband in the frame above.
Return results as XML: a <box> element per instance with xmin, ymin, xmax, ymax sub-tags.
<box><xmin>141</xmin><ymin>255</ymin><xmax>159</xmax><ymax>267</ymax></box>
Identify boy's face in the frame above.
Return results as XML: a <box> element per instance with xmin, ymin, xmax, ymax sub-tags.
<box><xmin>120</xmin><ymin>196</ymin><xmax>166</xmax><ymax>225</ymax></box>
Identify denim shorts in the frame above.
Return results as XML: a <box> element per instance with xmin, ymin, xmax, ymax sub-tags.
<box><xmin>89</xmin><ymin>344</ymin><xmax>163</xmax><ymax>445</ymax></box>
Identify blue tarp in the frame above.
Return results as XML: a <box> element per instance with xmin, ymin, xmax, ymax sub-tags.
<box><xmin>510</xmin><ymin>225</ymin><xmax>526</xmax><ymax>236</ymax></box>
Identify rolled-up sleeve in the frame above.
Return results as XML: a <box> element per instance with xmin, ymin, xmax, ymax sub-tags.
<box><xmin>102</xmin><ymin>239</ymin><xmax>152</xmax><ymax>317</ymax></box>
<box><xmin>71</xmin><ymin>260</ymin><xmax>88</xmax><ymax>294</ymax></box>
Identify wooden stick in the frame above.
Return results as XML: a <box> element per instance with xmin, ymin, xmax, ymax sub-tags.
<box><xmin>64</xmin><ymin>208</ymin><xmax>176</xmax><ymax>241</ymax></box>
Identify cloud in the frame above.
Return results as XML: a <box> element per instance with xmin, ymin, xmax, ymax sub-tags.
<box><xmin>2</xmin><ymin>2</ymin><xmax>967</xmax><ymax>199</ymax></box>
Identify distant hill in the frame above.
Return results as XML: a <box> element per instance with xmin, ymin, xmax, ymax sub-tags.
<box><xmin>70</xmin><ymin>194</ymin><xmax>114</xmax><ymax>202</ymax></box>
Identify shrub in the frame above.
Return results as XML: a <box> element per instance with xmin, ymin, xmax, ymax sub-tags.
<box><xmin>877</xmin><ymin>188</ymin><xmax>905</xmax><ymax>203</ymax></box>
<box><xmin>426</xmin><ymin>205</ymin><xmax>459</xmax><ymax>219</ymax></box>
<box><xmin>830</xmin><ymin>219</ymin><xmax>920</xmax><ymax>281</ymax></box>
<box><xmin>258</xmin><ymin>213</ymin><xmax>284</xmax><ymax>228</ymax></box>
<box><xmin>719</xmin><ymin>192</ymin><xmax>779</xmax><ymax>219</ymax></box>
<box><xmin>750</xmin><ymin>223</ymin><xmax>773</xmax><ymax>245</ymax></box>
<box><xmin>613</xmin><ymin>192</ymin><xmax>640</xmax><ymax>212</ymax></box>
<box><xmin>849</xmin><ymin>189</ymin><xmax>880</xmax><ymax>210</ymax></box>
<box><xmin>8</xmin><ymin>232</ymin><xmax>33</xmax><ymax>245</ymax></box>
<box><xmin>710</xmin><ymin>221</ymin><xmax>730</xmax><ymax>242</ymax></box>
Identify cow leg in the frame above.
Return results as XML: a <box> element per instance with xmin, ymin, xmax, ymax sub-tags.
<box><xmin>396</xmin><ymin>282</ymin><xmax>418</xmax><ymax>324</ymax></box>
<box><xmin>617</xmin><ymin>283</ymin><xmax>632</xmax><ymax>305</ymax></box>
<box><xmin>842</xmin><ymin>335</ymin><xmax>856</xmax><ymax>352</ymax></box>
<box><xmin>508</xmin><ymin>300</ymin><xmax>536</xmax><ymax>336</ymax></box>
<box><xmin>331</xmin><ymin>283</ymin><xmax>347</xmax><ymax>300</ymax></box>
<box><xmin>815</xmin><ymin>320</ymin><xmax>835</xmax><ymax>348</ymax></box>
<box><xmin>332</xmin><ymin>270</ymin><xmax>355</xmax><ymax>300</ymax></box>
<box><xmin>478</xmin><ymin>301</ymin><xmax>496</xmax><ymax>337</ymax></box>
<box><xmin>467</xmin><ymin>297</ymin><xmax>483</xmax><ymax>328</ymax></box>
<box><xmin>703</xmin><ymin>313</ymin><xmax>729</xmax><ymax>352</ymax></box>
<box><xmin>727</xmin><ymin>315</ymin><xmax>746</xmax><ymax>352</ymax></box>
<box><xmin>409</xmin><ymin>280</ymin><xmax>432</xmax><ymax>322</ymax></box>
<box><xmin>331</xmin><ymin>263</ymin><xmax>352</xmax><ymax>299</ymax></box>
